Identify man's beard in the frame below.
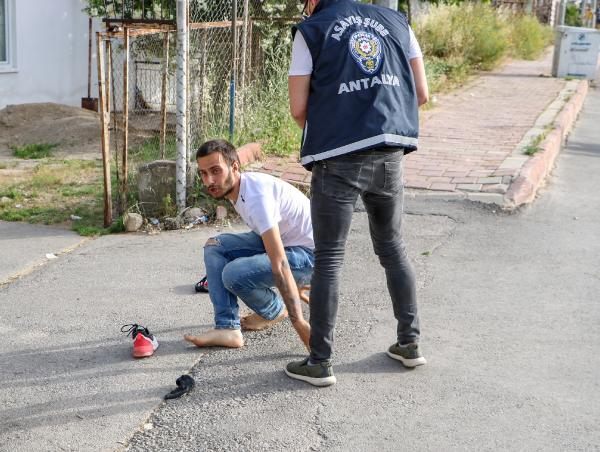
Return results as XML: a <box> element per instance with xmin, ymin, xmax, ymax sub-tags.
<box><xmin>209</xmin><ymin>170</ymin><xmax>234</xmax><ymax>200</ymax></box>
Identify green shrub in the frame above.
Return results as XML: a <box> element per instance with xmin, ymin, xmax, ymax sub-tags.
<box><xmin>414</xmin><ymin>4</ymin><xmax>553</xmax><ymax>94</ymax></box>
<box><xmin>12</xmin><ymin>143</ymin><xmax>57</xmax><ymax>159</ymax></box>
<box><xmin>509</xmin><ymin>15</ymin><xmax>554</xmax><ymax>60</ymax></box>
<box><xmin>424</xmin><ymin>56</ymin><xmax>470</xmax><ymax>93</ymax></box>
<box><xmin>565</xmin><ymin>4</ymin><xmax>583</xmax><ymax>27</ymax></box>
<box><xmin>415</xmin><ymin>4</ymin><xmax>508</xmax><ymax>70</ymax></box>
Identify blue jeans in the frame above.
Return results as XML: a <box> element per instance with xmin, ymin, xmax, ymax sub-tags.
<box><xmin>203</xmin><ymin>232</ymin><xmax>314</xmax><ymax>329</ymax></box>
<box><xmin>309</xmin><ymin>149</ymin><xmax>420</xmax><ymax>363</ymax></box>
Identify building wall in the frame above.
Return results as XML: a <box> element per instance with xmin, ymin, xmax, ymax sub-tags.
<box><xmin>0</xmin><ymin>0</ymin><xmax>99</xmax><ymax>110</ymax></box>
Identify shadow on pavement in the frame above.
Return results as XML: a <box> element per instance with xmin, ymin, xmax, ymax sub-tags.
<box><xmin>335</xmin><ymin>352</ymin><xmax>413</xmax><ymax>375</ymax></box>
<box><xmin>172</xmin><ymin>283</ymin><xmax>200</xmax><ymax>295</ymax></box>
<box><xmin>0</xmin><ymin>324</ymin><xmax>213</xmax><ymax>387</ymax></box>
<box><xmin>0</xmin><ymin>388</ymin><xmax>167</xmax><ymax>433</ymax></box>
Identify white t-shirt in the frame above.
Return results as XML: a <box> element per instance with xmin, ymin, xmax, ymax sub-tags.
<box><xmin>232</xmin><ymin>172</ymin><xmax>314</xmax><ymax>250</ymax></box>
<box><xmin>288</xmin><ymin>28</ymin><xmax>423</xmax><ymax>76</ymax></box>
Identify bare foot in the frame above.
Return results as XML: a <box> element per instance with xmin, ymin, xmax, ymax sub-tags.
<box><xmin>298</xmin><ymin>285</ymin><xmax>310</xmax><ymax>304</ymax></box>
<box><xmin>183</xmin><ymin>329</ymin><xmax>244</xmax><ymax>348</ymax></box>
<box><xmin>241</xmin><ymin>309</ymin><xmax>288</xmax><ymax>331</ymax></box>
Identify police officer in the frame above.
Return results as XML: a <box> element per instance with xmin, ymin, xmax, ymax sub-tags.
<box><xmin>285</xmin><ymin>0</ymin><xmax>429</xmax><ymax>387</ymax></box>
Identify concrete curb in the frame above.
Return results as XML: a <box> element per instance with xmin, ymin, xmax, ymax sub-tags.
<box><xmin>504</xmin><ymin>80</ymin><xmax>589</xmax><ymax>208</ymax></box>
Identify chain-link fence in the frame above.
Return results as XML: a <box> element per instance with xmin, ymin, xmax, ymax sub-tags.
<box><xmin>188</xmin><ymin>1</ymin><xmax>303</xmax><ymax>152</ymax></box>
<box><xmin>99</xmin><ymin>2</ymin><xmax>305</xmax><ymax>163</ymax></box>
<box><xmin>98</xmin><ymin>28</ymin><xmax>178</xmax><ymax>217</ymax></box>
<box><xmin>94</xmin><ymin>0</ymin><xmax>303</xmax><ymax>222</ymax></box>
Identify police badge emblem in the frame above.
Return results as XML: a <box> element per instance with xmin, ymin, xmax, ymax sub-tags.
<box><xmin>348</xmin><ymin>31</ymin><xmax>384</xmax><ymax>75</ymax></box>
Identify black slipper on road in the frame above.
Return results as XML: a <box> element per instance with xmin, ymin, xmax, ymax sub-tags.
<box><xmin>194</xmin><ymin>275</ymin><xmax>208</xmax><ymax>293</ymax></box>
<box><xmin>164</xmin><ymin>374</ymin><xmax>195</xmax><ymax>399</ymax></box>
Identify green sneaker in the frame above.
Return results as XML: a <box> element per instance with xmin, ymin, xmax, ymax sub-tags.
<box><xmin>285</xmin><ymin>357</ymin><xmax>337</xmax><ymax>387</ymax></box>
<box><xmin>387</xmin><ymin>342</ymin><xmax>427</xmax><ymax>367</ymax></box>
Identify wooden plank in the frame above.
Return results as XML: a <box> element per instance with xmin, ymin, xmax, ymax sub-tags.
<box><xmin>103</xmin><ymin>19</ymin><xmax>176</xmax><ymax>27</ymax></box>
<box><xmin>103</xmin><ymin>27</ymin><xmax>174</xmax><ymax>38</ymax></box>
<box><xmin>96</xmin><ymin>32</ymin><xmax>113</xmax><ymax>228</ymax></box>
<box><xmin>188</xmin><ymin>20</ymin><xmax>244</xmax><ymax>31</ymax></box>
<box><xmin>105</xmin><ymin>40</ymin><xmax>112</xmax><ymax>119</ymax></box>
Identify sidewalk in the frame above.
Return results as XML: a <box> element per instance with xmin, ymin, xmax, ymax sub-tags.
<box><xmin>250</xmin><ymin>50</ymin><xmax>587</xmax><ymax>207</ymax></box>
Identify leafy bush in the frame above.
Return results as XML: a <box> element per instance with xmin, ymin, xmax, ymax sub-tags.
<box><xmin>508</xmin><ymin>14</ymin><xmax>554</xmax><ymax>60</ymax></box>
<box><xmin>235</xmin><ymin>54</ymin><xmax>301</xmax><ymax>157</ymax></box>
<box><xmin>565</xmin><ymin>4</ymin><xmax>583</xmax><ymax>27</ymax></box>
<box><xmin>415</xmin><ymin>4</ymin><xmax>508</xmax><ymax>70</ymax></box>
<box><xmin>414</xmin><ymin>4</ymin><xmax>552</xmax><ymax>94</ymax></box>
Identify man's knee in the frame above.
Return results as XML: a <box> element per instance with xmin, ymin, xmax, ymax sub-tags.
<box><xmin>221</xmin><ymin>261</ymin><xmax>241</xmax><ymax>292</ymax></box>
<box><xmin>203</xmin><ymin>236</ymin><xmax>224</xmax><ymax>264</ymax></box>
<box><xmin>204</xmin><ymin>237</ymin><xmax>221</xmax><ymax>247</ymax></box>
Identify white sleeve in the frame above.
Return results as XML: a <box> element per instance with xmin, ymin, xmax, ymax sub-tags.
<box><xmin>288</xmin><ymin>32</ymin><xmax>313</xmax><ymax>76</ymax></box>
<box><xmin>407</xmin><ymin>27</ymin><xmax>423</xmax><ymax>60</ymax></box>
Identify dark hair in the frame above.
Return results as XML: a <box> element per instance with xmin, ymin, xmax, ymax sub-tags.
<box><xmin>195</xmin><ymin>139</ymin><xmax>240</xmax><ymax>167</ymax></box>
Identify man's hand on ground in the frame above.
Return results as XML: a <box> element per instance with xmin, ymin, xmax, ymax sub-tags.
<box><xmin>262</xmin><ymin>226</ymin><xmax>311</xmax><ymax>350</ymax></box>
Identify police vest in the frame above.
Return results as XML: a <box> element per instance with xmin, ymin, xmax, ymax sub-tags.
<box><xmin>293</xmin><ymin>0</ymin><xmax>419</xmax><ymax>169</ymax></box>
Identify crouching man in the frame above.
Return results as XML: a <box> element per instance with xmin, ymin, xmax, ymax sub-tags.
<box><xmin>184</xmin><ymin>139</ymin><xmax>313</xmax><ymax>349</ymax></box>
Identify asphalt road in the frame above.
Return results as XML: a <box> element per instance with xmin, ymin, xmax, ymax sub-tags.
<box><xmin>1</xmin><ymin>84</ymin><xmax>599</xmax><ymax>451</ymax></box>
<box><xmin>127</xmin><ymin>81</ymin><xmax>600</xmax><ymax>451</ymax></box>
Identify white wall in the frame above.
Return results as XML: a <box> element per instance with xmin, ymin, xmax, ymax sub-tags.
<box><xmin>0</xmin><ymin>0</ymin><xmax>99</xmax><ymax>109</ymax></box>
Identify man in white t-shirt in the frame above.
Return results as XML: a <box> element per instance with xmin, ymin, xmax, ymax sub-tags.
<box><xmin>184</xmin><ymin>139</ymin><xmax>313</xmax><ymax>349</ymax></box>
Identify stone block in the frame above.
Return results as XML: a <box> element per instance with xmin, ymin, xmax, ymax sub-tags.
<box><xmin>137</xmin><ymin>160</ymin><xmax>176</xmax><ymax>216</ymax></box>
<box><xmin>184</xmin><ymin>207</ymin><xmax>206</xmax><ymax>223</ymax></box>
<box><xmin>456</xmin><ymin>183</ymin><xmax>483</xmax><ymax>192</ymax></box>
<box><xmin>163</xmin><ymin>216</ymin><xmax>183</xmax><ymax>230</ymax></box>
<box><xmin>477</xmin><ymin>176</ymin><xmax>503</xmax><ymax>184</ymax></box>
<box><xmin>216</xmin><ymin>206</ymin><xmax>228</xmax><ymax>220</ymax></box>
<box><xmin>123</xmin><ymin>213</ymin><xmax>143</xmax><ymax>232</ymax></box>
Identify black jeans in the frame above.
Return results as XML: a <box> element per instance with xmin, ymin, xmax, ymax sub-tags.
<box><xmin>309</xmin><ymin>148</ymin><xmax>420</xmax><ymax>363</ymax></box>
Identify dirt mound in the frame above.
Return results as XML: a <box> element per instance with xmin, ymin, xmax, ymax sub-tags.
<box><xmin>0</xmin><ymin>103</ymin><xmax>102</xmax><ymax>160</ymax></box>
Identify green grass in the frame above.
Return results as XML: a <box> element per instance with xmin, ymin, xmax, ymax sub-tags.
<box><xmin>234</xmin><ymin>57</ymin><xmax>302</xmax><ymax>156</ymax></box>
<box><xmin>60</xmin><ymin>185</ymin><xmax>98</xmax><ymax>197</ymax></box>
<box><xmin>0</xmin><ymin>158</ymin><xmax>112</xmax><ymax>235</ymax></box>
<box><xmin>189</xmin><ymin>47</ymin><xmax>301</xmax><ymax>158</ymax></box>
<box><xmin>12</xmin><ymin>143</ymin><xmax>58</xmax><ymax>159</ymax></box>
<box><xmin>129</xmin><ymin>135</ymin><xmax>177</xmax><ymax>163</ymax></box>
<box><xmin>0</xmin><ymin>206</ymin><xmax>70</xmax><ymax>224</ymax></box>
<box><xmin>524</xmin><ymin>144</ymin><xmax>540</xmax><ymax>156</ymax></box>
<box><xmin>523</xmin><ymin>125</ymin><xmax>553</xmax><ymax>156</ymax></box>
<box><xmin>0</xmin><ymin>187</ymin><xmax>26</xmax><ymax>201</ymax></box>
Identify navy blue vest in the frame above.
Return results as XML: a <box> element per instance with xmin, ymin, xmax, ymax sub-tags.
<box><xmin>293</xmin><ymin>0</ymin><xmax>419</xmax><ymax>169</ymax></box>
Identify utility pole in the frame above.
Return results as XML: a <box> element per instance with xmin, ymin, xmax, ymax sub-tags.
<box><xmin>176</xmin><ymin>0</ymin><xmax>188</xmax><ymax>213</ymax></box>
<box><xmin>230</xmin><ymin>0</ymin><xmax>238</xmax><ymax>142</ymax></box>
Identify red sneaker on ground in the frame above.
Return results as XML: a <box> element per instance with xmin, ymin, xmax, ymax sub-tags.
<box><xmin>195</xmin><ymin>275</ymin><xmax>209</xmax><ymax>293</ymax></box>
<box><xmin>121</xmin><ymin>324</ymin><xmax>159</xmax><ymax>358</ymax></box>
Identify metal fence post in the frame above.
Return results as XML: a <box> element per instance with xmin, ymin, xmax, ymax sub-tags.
<box><xmin>230</xmin><ymin>0</ymin><xmax>238</xmax><ymax>142</ymax></box>
<box><xmin>176</xmin><ymin>0</ymin><xmax>188</xmax><ymax>212</ymax></box>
